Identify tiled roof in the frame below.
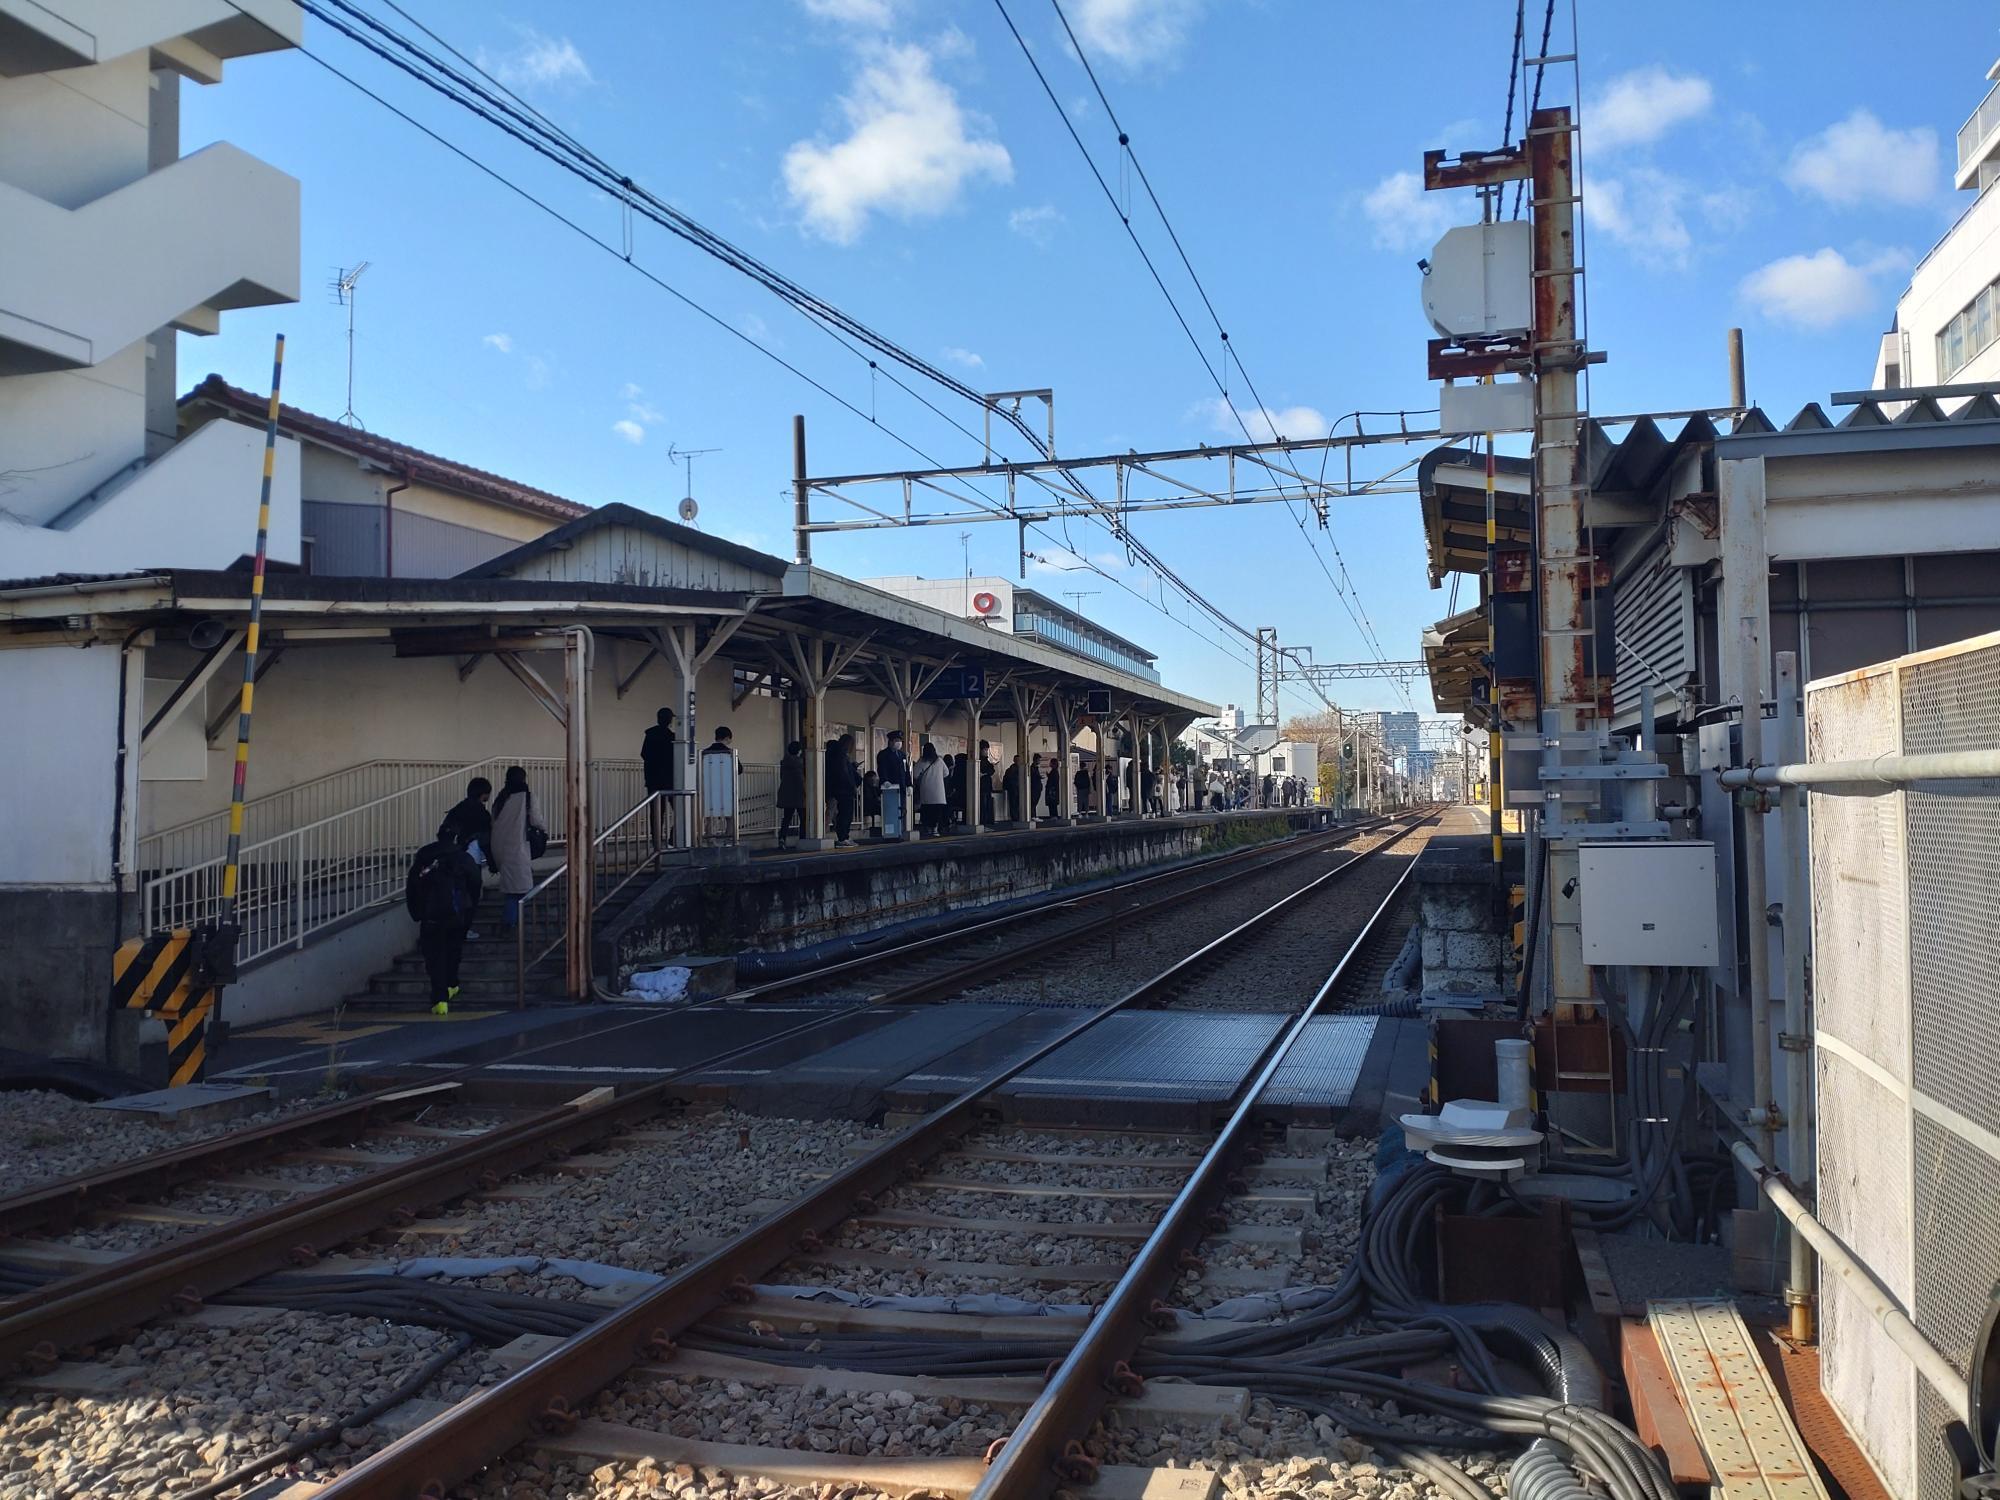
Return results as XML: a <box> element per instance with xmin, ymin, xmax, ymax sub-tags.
<box><xmin>181</xmin><ymin>374</ymin><xmax>593</xmax><ymax>522</ymax></box>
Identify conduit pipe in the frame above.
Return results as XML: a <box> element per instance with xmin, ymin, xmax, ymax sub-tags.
<box><xmin>1773</xmin><ymin>651</ymin><xmax>1817</xmax><ymax>1343</ymax></box>
<box><xmin>1718</xmin><ymin>747</ymin><xmax>2000</xmax><ymax>791</ymax></box>
<box><xmin>1737</xmin><ymin>624</ymin><xmax>1778</xmax><ymax>1163</ymax></box>
<box><xmin>1729</xmin><ymin>1139</ymin><xmax>1969</xmax><ymax>1422</ymax></box>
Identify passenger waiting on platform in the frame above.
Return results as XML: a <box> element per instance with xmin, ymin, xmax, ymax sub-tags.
<box><xmin>876</xmin><ymin>732</ymin><xmax>908</xmax><ymax>840</ymax></box>
<box><xmin>641</xmin><ymin>707</ymin><xmax>678</xmax><ymax>846</ymax></box>
<box><xmin>978</xmin><ymin>741</ymin><xmax>996</xmax><ymax>826</ymax></box>
<box><xmin>1029</xmin><ymin>753</ymin><xmax>1045</xmax><ymax>820</ymax></box>
<box><xmin>827</xmin><ymin>733</ymin><xmax>860</xmax><ymax>847</ymax></box>
<box><xmin>1075</xmin><ymin>762</ymin><xmax>1093</xmax><ymax>814</ymax></box>
<box><xmin>776</xmin><ymin>740</ymin><xmax>806</xmax><ymax>849</ymax></box>
<box><xmin>1001</xmin><ymin>756</ymin><xmax>1021</xmax><ymax>823</ymax></box>
<box><xmin>1123</xmin><ymin>759</ymin><xmax>1136</xmax><ymax>814</ymax></box>
<box><xmin>1045</xmin><ymin>761</ymin><xmax>1062</xmax><ymax>817</ymax></box>
<box><xmin>915</xmin><ymin>742</ymin><xmax>949</xmax><ymax>835</ymax></box>
<box><xmin>863</xmin><ymin>770</ymin><xmax>881</xmax><ymax>832</ymax></box>
<box><xmin>439</xmin><ymin>777</ymin><xmax>497</xmax><ymax>879</ymax></box>
<box><xmin>489</xmin><ymin>765</ymin><xmax>544</xmax><ymax>931</ymax></box>
<box><xmin>1263</xmin><ymin>773</ymin><xmax>1277</xmax><ymax>808</ymax></box>
<box><xmin>1148</xmin><ymin>767</ymin><xmax>1165</xmax><ymax>817</ymax></box>
<box><xmin>1207</xmin><ymin>769</ymin><xmax>1225</xmax><ymax>809</ymax></box>
<box><xmin>405</xmin><ymin>825</ymin><xmax>482</xmax><ymax>1013</ymax></box>
<box><xmin>946</xmin><ymin>754</ymin><xmax>966</xmax><ymax>825</ymax></box>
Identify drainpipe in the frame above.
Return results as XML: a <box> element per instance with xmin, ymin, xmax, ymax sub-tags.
<box><xmin>111</xmin><ymin>622</ymin><xmax>151</xmax><ymax>945</ymax></box>
<box><xmin>383</xmin><ymin>467</ymin><xmax>411</xmax><ymax>578</ymax></box>
<box><xmin>1774</xmin><ymin>651</ymin><xmax>1817</xmax><ymax>1343</ymax></box>
<box><xmin>1737</xmin><ymin>621</ymin><xmax>1779</xmax><ymax>1168</ymax></box>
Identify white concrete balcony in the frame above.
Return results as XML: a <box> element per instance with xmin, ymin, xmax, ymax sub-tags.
<box><xmin>0</xmin><ymin>141</ymin><xmax>298</xmax><ymax>373</ymax></box>
<box><xmin>0</xmin><ymin>0</ymin><xmax>299</xmax><ymax>81</ymax></box>
<box><xmin>0</xmin><ymin>415</ymin><xmax>301</xmax><ymax>576</ymax></box>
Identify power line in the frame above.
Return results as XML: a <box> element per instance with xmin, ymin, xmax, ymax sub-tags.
<box><xmin>1513</xmin><ymin>0</ymin><xmax>1557</xmax><ymax>218</ymax></box>
<box><xmin>1016</xmin><ymin>1</ymin><xmax>1400</xmax><ymax>669</ymax></box>
<box><xmin>256</xmin><ymin>1</ymin><xmax>1266</xmax><ymax>671</ymax></box>
<box><xmin>1019</xmin><ymin>0</ymin><xmax>1406</xmax><ymax>695</ymax></box>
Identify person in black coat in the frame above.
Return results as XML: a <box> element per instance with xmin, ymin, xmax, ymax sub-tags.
<box><xmin>640</xmin><ymin>708</ymin><xmax>678</xmax><ymax>845</ymax></box>
<box><xmin>406</xmin><ymin>830</ymin><xmax>484</xmax><ymax>1011</ymax></box>
<box><xmin>946</xmin><ymin>754</ymin><xmax>966</xmax><ymax>824</ymax></box>
<box><xmin>826</xmin><ymin>733</ymin><xmax>861</xmax><ymax>846</ymax></box>
<box><xmin>1028</xmin><ymin>753</ymin><xmax>1045</xmax><ymax>820</ymax></box>
<box><xmin>437</xmin><ymin>778</ymin><xmax>497</xmax><ymax>874</ymax></box>
<box><xmin>977</xmin><ymin>740</ymin><xmax>996</xmax><ymax>827</ymax></box>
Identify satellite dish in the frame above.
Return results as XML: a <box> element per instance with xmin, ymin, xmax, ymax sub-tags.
<box><xmin>677</xmin><ymin>496</ymin><xmax>699</xmax><ymax>523</ymax></box>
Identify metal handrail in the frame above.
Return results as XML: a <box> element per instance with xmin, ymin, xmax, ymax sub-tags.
<box><xmin>142</xmin><ymin>756</ymin><xmax>649</xmax><ymax>969</ymax></box>
<box><xmin>515</xmin><ymin>789</ymin><xmax>688</xmax><ymax>1004</ymax></box>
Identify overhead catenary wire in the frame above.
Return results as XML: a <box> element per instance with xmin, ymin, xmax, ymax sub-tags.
<box><xmin>1018</xmin><ymin>0</ymin><xmax>1410</xmax><ymax>709</ymax></box>
<box><xmin>226</xmin><ymin>1</ymin><xmax>1265</xmax><ymax>682</ymax></box>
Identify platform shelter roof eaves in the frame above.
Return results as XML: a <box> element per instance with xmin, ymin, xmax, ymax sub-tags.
<box><xmin>1421</xmin><ymin>606</ymin><xmax>1485</xmax><ymax>717</ymax></box>
<box><xmin>1713</xmin><ymin>393</ymin><xmax>2000</xmax><ymax>459</ymax></box>
<box><xmin>181</xmin><ymin>374</ymin><xmax>594</xmax><ymax>523</ymax></box>
<box><xmin>459</xmin><ymin>502</ymin><xmax>789</xmax><ymax>585</ymax></box>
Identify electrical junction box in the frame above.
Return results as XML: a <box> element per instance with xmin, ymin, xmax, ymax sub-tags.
<box><xmin>1578</xmin><ymin>841</ymin><xmax>1719</xmax><ymax>966</ymax></box>
<box><xmin>1422</xmin><ymin>220</ymin><xmax>1533</xmax><ymax>340</ymax></box>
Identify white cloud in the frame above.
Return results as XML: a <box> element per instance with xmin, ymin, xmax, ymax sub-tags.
<box><xmin>1008</xmin><ymin>202</ymin><xmax>1063</xmax><ymax>246</ymax></box>
<box><xmin>1587</xmin><ymin>66</ymin><xmax>1713</xmax><ymax>151</ymax></box>
<box><xmin>476</xmin><ymin>28</ymin><xmax>592</xmax><ymax>90</ymax></box>
<box><xmin>783</xmin><ymin>42</ymin><xmax>1012</xmax><ymax>243</ymax></box>
<box><xmin>801</xmin><ymin>0</ymin><xmax>899</xmax><ymax>24</ymax></box>
<box><xmin>1589</xmin><ymin>169</ymin><xmax>1694</xmax><ymax>270</ymax></box>
<box><xmin>1786</xmin><ymin>109</ymin><xmax>1939</xmax><ymax>207</ymax></box>
<box><xmin>1738</xmin><ymin>246</ymin><xmax>1908</xmax><ymax>331</ymax></box>
<box><xmin>523</xmin><ymin>354</ymin><xmax>551</xmax><ymax>391</ymax></box>
<box><xmin>620</xmin><ymin>383</ymin><xmax>666</xmax><ymax>428</ymax></box>
<box><xmin>941</xmin><ymin>346</ymin><xmax>984</xmax><ymax>370</ymax></box>
<box><xmin>612</xmin><ymin>419</ymin><xmax>647</xmax><ymax>444</ymax></box>
<box><xmin>1065</xmin><ymin>0</ymin><xmax>1205</xmax><ymax>69</ymax></box>
<box><xmin>741</xmin><ymin>313</ymin><xmax>771</xmax><ymax>341</ymax></box>
<box><xmin>1200</xmin><ymin>397</ymin><xmax>1329</xmax><ymax>440</ymax></box>
<box><xmin>1361</xmin><ymin>171</ymin><xmax>1454</xmax><ymax>252</ymax></box>
<box><xmin>481</xmin><ymin>332</ymin><xmax>513</xmax><ymax>354</ymax></box>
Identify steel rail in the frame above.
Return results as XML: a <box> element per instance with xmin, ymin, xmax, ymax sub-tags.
<box><xmin>0</xmin><ymin>820</ymin><xmax>1400</xmax><ymax>1374</ymax></box>
<box><xmin>310</xmin><ymin>811</ymin><xmax>1438</xmax><ymax>1499</ymax></box>
<box><xmin>736</xmin><ymin>812</ymin><xmax>1404</xmax><ymax>1004</ymax></box>
<box><xmin>7</xmin><ymin>819</ymin><xmax>1380</xmax><ymax>1245</ymax></box>
<box><xmin>0</xmin><ymin>1081</ymin><xmax>463</xmax><ymax>1242</ymax></box>
<box><xmin>976</xmin><ymin>818</ymin><xmax>1437</xmax><ymax>1499</ymax></box>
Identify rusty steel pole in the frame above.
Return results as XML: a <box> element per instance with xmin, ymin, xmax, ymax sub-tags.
<box><xmin>1527</xmin><ymin>106</ymin><xmax>1599</xmax><ymax>1022</ymax></box>
<box><xmin>563</xmin><ymin>627</ymin><xmax>593</xmax><ymax>1000</ymax></box>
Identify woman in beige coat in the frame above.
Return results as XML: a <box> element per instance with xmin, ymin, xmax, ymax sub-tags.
<box><xmin>490</xmin><ymin>765</ymin><xmax>545</xmax><ymax>930</ymax></box>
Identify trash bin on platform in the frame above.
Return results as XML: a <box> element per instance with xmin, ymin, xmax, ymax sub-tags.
<box><xmin>881</xmin><ymin>784</ymin><xmax>905</xmax><ymax>838</ymax></box>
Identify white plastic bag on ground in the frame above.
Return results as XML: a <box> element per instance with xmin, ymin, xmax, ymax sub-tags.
<box><xmin>625</xmin><ymin>965</ymin><xmax>693</xmax><ymax>1003</ymax></box>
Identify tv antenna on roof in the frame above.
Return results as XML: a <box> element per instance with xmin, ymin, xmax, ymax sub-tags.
<box><xmin>1062</xmin><ymin>589</ymin><xmax>1100</xmax><ymax>615</ymax></box>
<box><xmin>668</xmin><ymin>441</ymin><xmax>720</xmax><ymax>524</ymax></box>
<box><xmin>330</xmin><ymin>261</ymin><xmax>370</xmax><ymax>428</ymax></box>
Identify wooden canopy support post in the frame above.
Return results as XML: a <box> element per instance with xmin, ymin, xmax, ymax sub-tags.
<box><xmin>1008</xmin><ymin>682</ymin><xmax>1052</xmax><ymax>826</ymax></box>
<box><xmin>782</xmin><ymin>628</ymin><xmax>875</xmax><ymax>849</ymax></box>
<box><xmin>1050</xmin><ymin>696</ymin><xmax>1078</xmax><ymax>823</ymax></box>
<box><xmin>562</xmin><ymin>628</ymin><xmax>592</xmax><ymax>1001</ymax></box>
<box><xmin>649</xmin><ymin>606</ymin><xmax>757</xmax><ymax>848</ymax></box>
<box><xmin>143</xmin><ymin>629</ymin><xmax>246</xmax><ymax>756</ymax></box>
<box><xmin>961</xmin><ymin>670</ymin><xmax>1010</xmax><ymax>834</ymax></box>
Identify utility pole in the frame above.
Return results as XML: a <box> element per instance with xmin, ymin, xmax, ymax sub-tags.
<box><xmin>792</xmin><ymin>415</ymin><xmax>810</xmax><ymax>565</ymax></box>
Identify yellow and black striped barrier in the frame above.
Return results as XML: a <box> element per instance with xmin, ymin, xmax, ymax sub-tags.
<box><xmin>111</xmin><ymin>929</ymin><xmax>216</xmax><ymax>1088</ymax></box>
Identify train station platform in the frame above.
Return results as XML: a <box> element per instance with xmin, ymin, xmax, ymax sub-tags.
<box><xmin>598</xmin><ymin>805</ymin><xmax>1342</xmax><ymax>991</ymax></box>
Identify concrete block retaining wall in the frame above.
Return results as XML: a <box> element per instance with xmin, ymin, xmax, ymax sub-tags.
<box><xmin>601</xmin><ymin>812</ymin><xmax>1319</xmax><ymax>988</ymax></box>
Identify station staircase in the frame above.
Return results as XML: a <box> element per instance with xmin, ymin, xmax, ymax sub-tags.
<box><xmin>136</xmin><ymin>755</ymin><xmax>659</xmax><ymax>1009</ymax></box>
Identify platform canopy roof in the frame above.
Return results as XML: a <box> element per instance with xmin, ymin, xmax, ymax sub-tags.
<box><xmin>0</xmin><ymin>504</ymin><xmax>1218</xmax><ymax>725</ymax></box>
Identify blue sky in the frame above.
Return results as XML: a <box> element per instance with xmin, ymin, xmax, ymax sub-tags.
<box><xmin>182</xmin><ymin>0</ymin><xmax>1998</xmax><ymax>718</ymax></box>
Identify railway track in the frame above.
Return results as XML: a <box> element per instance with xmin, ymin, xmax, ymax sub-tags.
<box><xmin>272</xmin><ymin>812</ymin><xmax>1442</xmax><ymax>1498</ymax></box>
<box><xmin>0</xmin><ymin>818</ymin><xmax>1428</xmax><ymax>1379</ymax></box>
<box><xmin>0</xmin><ymin>817</ymin><xmax>1397</xmax><ymax>1265</ymax></box>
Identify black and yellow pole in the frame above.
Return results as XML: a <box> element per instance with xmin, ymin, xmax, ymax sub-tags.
<box><xmin>219</xmin><ymin>334</ymin><xmax>284</xmax><ymax>935</ymax></box>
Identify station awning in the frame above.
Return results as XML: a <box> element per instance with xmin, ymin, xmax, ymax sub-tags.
<box><xmin>1422</xmin><ymin>605</ymin><xmax>1486</xmax><ymax>717</ymax></box>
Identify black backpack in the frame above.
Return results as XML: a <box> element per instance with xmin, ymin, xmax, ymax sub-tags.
<box><xmin>409</xmin><ymin>843</ymin><xmax>471</xmax><ymax>925</ymax></box>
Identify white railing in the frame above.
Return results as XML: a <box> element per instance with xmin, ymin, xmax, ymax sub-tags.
<box><xmin>517</xmin><ymin>789</ymin><xmax>685</xmax><ymax>1003</ymax></box>
<box><xmin>1960</xmin><ymin>81</ymin><xmax>2000</xmax><ymax>172</ymax></box>
<box><xmin>142</xmin><ymin>755</ymin><xmax>648</xmax><ymax>968</ymax></box>
<box><xmin>738</xmin><ymin>762</ymin><xmax>779</xmax><ymax>835</ymax></box>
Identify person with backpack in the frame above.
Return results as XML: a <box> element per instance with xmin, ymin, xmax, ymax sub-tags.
<box><xmin>406</xmin><ymin>828</ymin><xmax>483</xmax><ymax>1013</ymax></box>
<box><xmin>438</xmin><ymin>777</ymin><xmax>497</xmax><ymax>871</ymax></box>
<box><xmin>490</xmin><ymin>765</ymin><xmax>545</xmax><ymax>930</ymax></box>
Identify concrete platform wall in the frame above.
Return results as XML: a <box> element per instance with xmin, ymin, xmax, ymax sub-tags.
<box><xmin>602</xmin><ymin>812</ymin><xmax>1320</xmax><ymax>986</ymax></box>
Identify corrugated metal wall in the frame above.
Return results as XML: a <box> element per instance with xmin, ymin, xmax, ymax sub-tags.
<box><xmin>1611</xmin><ymin>541</ymin><xmax>1694</xmax><ymax>726</ymax></box>
<box><xmin>302</xmin><ymin>499</ymin><xmax>522</xmax><ymax>578</ymax></box>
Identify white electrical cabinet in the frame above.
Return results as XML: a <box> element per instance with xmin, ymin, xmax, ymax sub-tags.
<box><xmin>1578</xmin><ymin>841</ymin><xmax>1718</xmax><ymax>965</ymax></box>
